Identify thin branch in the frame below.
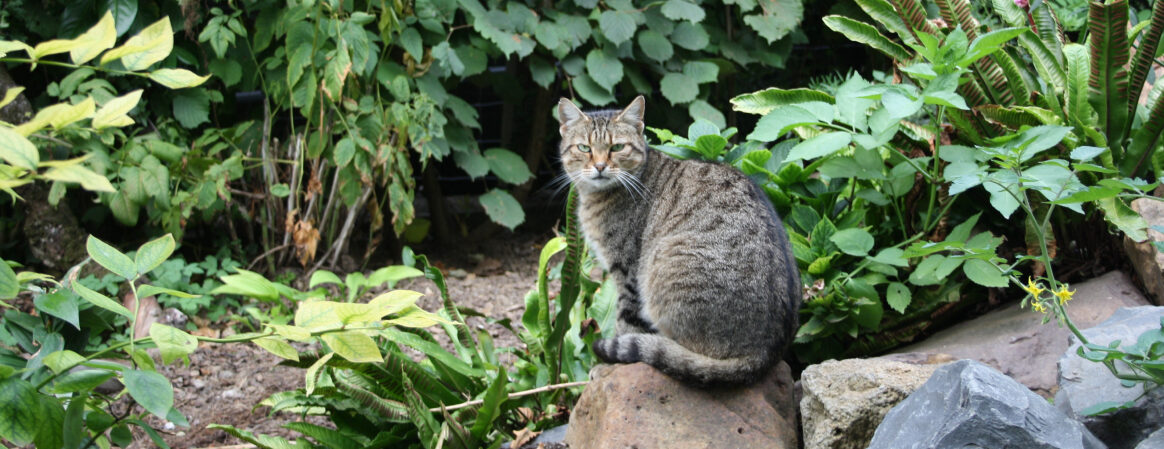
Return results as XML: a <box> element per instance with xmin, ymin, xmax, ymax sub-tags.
<box><xmin>428</xmin><ymin>380</ymin><xmax>589</xmax><ymax>413</ymax></box>
<box><xmin>248</xmin><ymin>243</ymin><xmax>292</xmax><ymax>270</ymax></box>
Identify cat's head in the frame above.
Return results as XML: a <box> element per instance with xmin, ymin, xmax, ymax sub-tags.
<box><xmin>557</xmin><ymin>96</ymin><xmax>648</xmax><ymax>193</ymax></box>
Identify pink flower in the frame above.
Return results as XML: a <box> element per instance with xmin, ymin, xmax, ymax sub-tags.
<box><xmin>1014</xmin><ymin>0</ymin><xmax>1029</xmax><ymax>8</ymax></box>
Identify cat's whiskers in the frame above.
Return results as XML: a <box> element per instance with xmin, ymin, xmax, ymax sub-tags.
<box><xmin>543</xmin><ymin>171</ymin><xmax>580</xmax><ymax>199</ymax></box>
<box><xmin>616</xmin><ymin>170</ymin><xmax>651</xmax><ymax>201</ymax></box>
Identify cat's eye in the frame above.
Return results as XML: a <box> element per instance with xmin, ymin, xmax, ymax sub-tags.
<box><xmin>610</xmin><ymin>144</ymin><xmax>625</xmax><ymax>152</ymax></box>
<box><xmin>577</xmin><ymin>144</ymin><xmax>591</xmax><ymax>153</ymax></box>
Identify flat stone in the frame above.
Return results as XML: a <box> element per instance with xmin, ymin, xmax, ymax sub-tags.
<box><xmin>1135</xmin><ymin>428</ymin><xmax>1164</xmax><ymax>449</ymax></box>
<box><xmin>564</xmin><ymin>362</ymin><xmax>797</xmax><ymax>449</ymax></box>
<box><xmin>867</xmin><ymin>359</ymin><xmax>1106</xmax><ymax>449</ymax></box>
<box><xmin>1057</xmin><ymin>306</ymin><xmax>1164</xmax><ymax>449</ymax></box>
<box><xmin>896</xmin><ymin>271</ymin><xmax>1148</xmax><ymax>396</ymax></box>
<box><xmin>800</xmin><ymin>356</ymin><xmax>948</xmax><ymax>449</ymax></box>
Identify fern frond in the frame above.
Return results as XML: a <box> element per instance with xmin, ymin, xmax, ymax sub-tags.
<box><xmin>823</xmin><ymin>15</ymin><xmax>913</xmax><ymax>61</ymax></box>
<box><xmin>1126</xmin><ymin>0</ymin><xmax>1164</xmax><ymax>136</ymax></box>
<box><xmin>284</xmin><ymin>422</ymin><xmax>365</xmax><ymax>449</ymax></box>
<box><xmin>1033</xmin><ymin>3</ymin><xmax>1066</xmax><ymax>65</ymax></box>
<box><xmin>1123</xmin><ymin>83</ymin><xmax>1164</xmax><ymax>177</ymax></box>
<box><xmin>991</xmin><ymin>49</ymin><xmax>1033</xmax><ymax>105</ymax></box>
<box><xmin>332</xmin><ymin>372</ymin><xmax>411</xmax><ymax>423</ymax></box>
<box><xmin>1088</xmin><ymin>0</ymin><xmax>1131</xmax><ymax>157</ymax></box>
<box><xmin>855</xmin><ymin>0</ymin><xmax>914</xmax><ymax>43</ymax></box>
<box><xmin>890</xmin><ymin>0</ymin><xmax>937</xmax><ymax>44</ymax></box>
<box><xmin>731</xmin><ymin>88</ymin><xmax>836</xmax><ymax>115</ymax></box>
<box><xmin>992</xmin><ymin>0</ymin><xmax>1027</xmax><ymax>27</ymax></box>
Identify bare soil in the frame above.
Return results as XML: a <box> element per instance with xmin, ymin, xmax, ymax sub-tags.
<box><xmin>130</xmin><ymin>230</ymin><xmax>555</xmax><ymax>448</ymax></box>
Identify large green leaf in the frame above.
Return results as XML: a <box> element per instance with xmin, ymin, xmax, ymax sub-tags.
<box><xmin>321</xmin><ymin>331</ymin><xmax>383</xmax><ymax>363</ymax></box>
<box><xmin>598</xmin><ymin>10</ymin><xmax>636</xmax><ymax>44</ymax></box>
<box><xmin>744</xmin><ymin>0</ymin><xmax>803</xmax><ymax>43</ymax></box>
<box><xmin>1126</xmin><ymin>0</ymin><xmax>1164</xmax><ymax>138</ymax></box>
<box><xmin>1063</xmin><ymin>44</ymin><xmax>1094</xmax><ymax>129</ymax></box>
<box><xmin>87</xmin><ymin>238</ymin><xmax>135</xmax><ymax>279</ymax></box>
<box><xmin>585</xmin><ymin>48</ymin><xmax>623</xmax><ymax>91</ymax></box>
<box><xmin>478</xmin><ymin>189</ymin><xmax>525</xmax><ymax>230</ymax></box>
<box><xmin>1123</xmin><ymin>87</ymin><xmax>1164</xmax><ymax>177</ymax></box>
<box><xmin>122</xmin><ymin>369</ymin><xmax>174</xmax><ymax>419</ymax></box>
<box><xmin>823</xmin><ymin>15</ymin><xmax>911</xmax><ymax>61</ymax></box>
<box><xmin>0</xmin><ymin>127</ymin><xmax>39</xmax><ymax>171</ymax></box>
<box><xmin>637</xmin><ymin>29</ymin><xmax>674</xmax><ymax>62</ymax></box>
<box><xmin>854</xmin><ymin>0</ymin><xmax>913</xmax><ymax>43</ymax></box>
<box><xmin>483</xmin><ymin>148</ymin><xmax>533</xmax><ymax>184</ymax></box>
<box><xmin>730</xmin><ymin>88</ymin><xmax>834</xmax><ymax>115</ymax></box>
<box><xmin>1017</xmin><ymin>30</ymin><xmax>1067</xmax><ymax>94</ymax></box>
<box><xmin>0</xmin><ymin>259</ymin><xmax>17</xmax><ymax>300</ymax></box>
<box><xmin>660</xmin><ymin>72</ymin><xmax>698</xmax><ymax>104</ymax></box>
<box><xmin>134</xmin><ymin>233</ymin><xmax>174</xmax><ymax>276</ymax></box>
<box><xmin>1088</xmin><ymin>0</ymin><xmax>1131</xmax><ymax>158</ymax></box>
<box><xmin>0</xmin><ymin>377</ymin><xmax>40</xmax><ymax>445</ymax></box>
<box><xmin>784</xmin><ymin>132</ymin><xmax>852</xmax><ymax>163</ymax></box>
<box><xmin>149</xmin><ymin>323</ymin><xmax>198</xmax><ymax>365</ymax></box>
<box><xmin>35</xmin><ymin>291</ymin><xmax>80</xmax><ymax>329</ymax></box>
<box><xmin>661</xmin><ymin>0</ymin><xmax>705</xmax><ymax>22</ymax></box>
<box><xmin>671</xmin><ymin>21</ymin><xmax>709</xmax><ymax>50</ymax></box>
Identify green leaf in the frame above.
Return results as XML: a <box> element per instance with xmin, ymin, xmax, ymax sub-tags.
<box><xmin>744</xmin><ymin>0</ymin><xmax>803</xmax><ymax>44</ymax></box>
<box><xmin>1080</xmin><ymin>400</ymin><xmax>1136</xmax><ymax>416</ymax></box>
<box><xmin>586</xmin><ymin>48</ymin><xmax>624</xmax><ymax>91</ymax></box>
<box><xmin>1087</xmin><ymin>0</ymin><xmax>1131</xmax><ymax>155</ymax></box>
<box><xmin>484</xmin><ymin>148</ymin><xmax>533</xmax><ymax>184</ymax></box>
<box><xmin>211</xmin><ymin>269</ymin><xmax>280</xmax><ymax>302</ymax></box>
<box><xmin>0</xmin><ymin>127</ymin><xmax>39</xmax><ymax>171</ymax></box>
<box><xmin>823</xmin><ymin>15</ymin><xmax>911</xmax><ymax>61</ymax></box>
<box><xmin>43</xmin><ymin>350</ymin><xmax>86</xmax><ymax>375</ymax></box>
<box><xmin>960</xmin><ymin>27</ymin><xmax>1026</xmax><ymax>67</ymax></box>
<box><xmin>886</xmin><ymin>282</ymin><xmax>911</xmax><ymax>313</ymax></box>
<box><xmin>0</xmin><ymin>259</ymin><xmax>17</xmax><ymax>300</ymax></box>
<box><xmin>70</xmin><ymin>11</ymin><xmax>117</xmax><ymax>64</ymax></box>
<box><xmin>963</xmin><ymin>258</ymin><xmax>1009</xmax><ymax>287</ymax></box>
<box><xmin>747</xmin><ymin>104</ymin><xmax>826</xmax><ymax>141</ymax></box>
<box><xmin>599</xmin><ymin>10</ymin><xmax>636</xmax><ymax>45</ymax></box>
<box><xmin>148</xmin><ymin>68</ymin><xmax>210</xmax><ymax>89</ymax></box>
<box><xmin>683</xmin><ymin>61</ymin><xmax>719</xmax><ymax>84</ymax></box>
<box><xmin>49</xmin><ymin>370</ymin><xmax>116</xmax><ymax>394</ymax></box>
<box><xmin>253</xmin><ymin>337</ymin><xmax>300</xmax><ymax>361</ymax></box>
<box><xmin>321</xmin><ymin>331</ymin><xmax>383</xmax><ymax>363</ymax></box>
<box><xmin>661</xmin><ymin>0</ymin><xmax>705</xmax><ymax>22</ymax></box>
<box><xmin>660</xmin><ymin>72</ymin><xmax>699</xmax><ymax>105</ymax></box>
<box><xmin>0</xmin><ymin>377</ymin><xmax>40</xmax><ymax>445</ymax></box>
<box><xmin>87</xmin><ymin>235</ymin><xmax>136</xmax><ymax>279</ymax></box>
<box><xmin>830</xmin><ymin>228</ymin><xmax>875</xmax><ymax>256</ymax></box>
<box><xmin>137</xmin><ymin>284</ymin><xmax>199</xmax><ymax>299</ymax></box>
<box><xmin>1098</xmin><ymin>197</ymin><xmax>1149</xmax><ymax>242</ymax></box>
<box><xmin>134</xmin><ymin>233</ymin><xmax>174</xmax><ymax>276</ymax></box>
<box><xmin>783</xmin><ymin>132</ymin><xmax>852</xmax><ymax>163</ymax></box>
<box><xmin>478</xmin><ymin>189</ymin><xmax>525</xmax><ymax>230</ymax></box>
<box><xmin>399</xmin><ymin>27</ymin><xmax>423</xmax><ymax>60</ymax></box>
<box><xmin>637</xmin><ymin>29</ymin><xmax>674</xmax><ymax>62</ymax></box>
<box><xmin>72</xmin><ymin>280</ymin><xmax>133</xmax><ymax>319</ymax></box>
<box><xmin>123</xmin><ymin>369</ymin><xmax>174</xmax><ymax>419</ymax></box>
<box><xmin>369</xmin><ymin>290</ymin><xmax>425</xmax><ymax>316</ymax></box>
<box><xmin>92</xmin><ymin>89</ymin><xmax>142</xmax><ymax>129</ymax></box>
<box><xmin>573</xmin><ymin>73</ymin><xmax>616</xmax><ymax>106</ymax></box>
<box><xmin>35</xmin><ymin>291</ymin><xmax>80</xmax><ymax>329</ymax></box>
<box><xmin>469</xmin><ymin>366</ymin><xmax>509</xmax><ymax>439</ymax></box>
<box><xmin>305</xmin><ymin>352</ymin><xmax>333</xmax><ymax>395</ymax></box>
<box><xmin>689</xmin><ymin>100</ymin><xmax>727</xmax><ymax>129</ymax></box>
<box><xmin>172</xmin><ymin>90</ymin><xmax>210</xmax><ymax>129</ymax></box>
<box><xmin>308</xmin><ymin>270</ymin><xmax>342</xmax><ymax>288</ymax></box>
<box><xmin>730</xmin><ymin>88</ymin><xmax>834</xmax><ymax>115</ymax></box>
<box><xmin>529</xmin><ymin>56</ymin><xmax>556</xmax><ymax>88</ymax></box>
<box><xmin>671</xmin><ymin>21</ymin><xmax>709</xmax><ymax>50</ymax></box>
<box><xmin>102</xmin><ymin>17</ymin><xmax>172</xmax><ymax>71</ymax></box>
<box><xmin>149</xmin><ymin>323</ymin><xmax>197</xmax><ymax>365</ymax></box>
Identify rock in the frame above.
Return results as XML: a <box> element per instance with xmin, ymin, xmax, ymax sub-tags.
<box><xmin>0</xmin><ymin>66</ymin><xmax>32</xmax><ymax>124</ymax></box>
<box><xmin>18</xmin><ymin>184</ymin><xmax>88</xmax><ymax>273</ymax></box>
<box><xmin>1135</xmin><ymin>428</ymin><xmax>1164</xmax><ymax>449</ymax></box>
<box><xmin>800</xmin><ymin>356</ymin><xmax>949</xmax><ymax>449</ymax></box>
<box><xmin>896</xmin><ymin>271</ymin><xmax>1149</xmax><ymax>396</ymax></box>
<box><xmin>868</xmin><ymin>359</ymin><xmax>1106</xmax><ymax>449</ymax></box>
<box><xmin>1123</xmin><ymin>191</ymin><xmax>1164</xmax><ymax>306</ymax></box>
<box><xmin>564</xmin><ymin>362</ymin><xmax>797</xmax><ymax>449</ymax></box>
<box><xmin>1057</xmin><ymin>306</ymin><xmax>1164</xmax><ymax>449</ymax></box>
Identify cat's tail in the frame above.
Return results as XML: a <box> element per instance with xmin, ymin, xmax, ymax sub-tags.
<box><xmin>592</xmin><ymin>334</ymin><xmax>772</xmax><ymax>386</ymax></box>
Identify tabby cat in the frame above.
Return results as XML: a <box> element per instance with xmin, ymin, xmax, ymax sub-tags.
<box><xmin>557</xmin><ymin>96</ymin><xmax>801</xmax><ymax>386</ymax></box>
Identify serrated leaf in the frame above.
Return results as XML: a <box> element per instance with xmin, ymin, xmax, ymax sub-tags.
<box><xmin>683</xmin><ymin>61</ymin><xmax>718</xmax><ymax>84</ymax></box>
<box><xmin>70</xmin><ymin>11</ymin><xmax>117</xmax><ymax>64</ymax></box>
<box><xmin>671</xmin><ymin>21</ymin><xmax>709</xmax><ymax>50</ymax></box>
<box><xmin>599</xmin><ymin>11</ymin><xmax>636</xmax><ymax>45</ymax></box>
<box><xmin>660</xmin><ymin>72</ymin><xmax>698</xmax><ymax>105</ymax></box>
<box><xmin>148</xmin><ymin>69</ymin><xmax>210</xmax><ymax>89</ymax></box>
<box><xmin>637</xmin><ymin>29</ymin><xmax>674</xmax><ymax>62</ymax></box>
<box><xmin>586</xmin><ymin>48</ymin><xmax>624</xmax><ymax>91</ymax></box>
<box><xmin>887</xmin><ymin>282</ymin><xmax>911</xmax><ymax>313</ymax></box>
<box><xmin>572</xmin><ymin>73</ymin><xmax>615</xmax><ymax>106</ymax></box>
<box><xmin>479</xmin><ymin>189</ymin><xmax>525</xmax><ymax>230</ymax></box>
<box><xmin>830</xmin><ymin>228</ymin><xmax>874</xmax><ymax>256</ymax></box>
<box><xmin>122</xmin><ymin>369</ymin><xmax>174</xmax><ymax>419</ymax></box>
<box><xmin>172</xmin><ymin>90</ymin><xmax>210</xmax><ymax>129</ymax></box>
<box><xmin>453</xmin><ymin>148</ymin><xmax>490</xmax><ymax>179</ymax></box>
<box><xmin>744</xmin><ymin>0</ymin><xmax>803</xmax><ymax>43</ymax></box>
<box><xmin>661</xmin><ymin>0</ymin><xmax>705</xmax><ymax>22</ymax></box>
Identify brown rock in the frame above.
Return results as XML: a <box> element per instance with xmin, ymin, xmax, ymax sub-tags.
<box><xmin>896</xmin><ymin>271</ymin><xmax>1148</xmax><ymax>396</ymax></box>
<box><xmin>1124</xmin><ymin>191</ymin><xmax>1164</xmax><ymax>305</ymax></box>
<box><xmin>564</xmin><ymin>362</ymin><xmax>797</xmax><ymax>449</ymax></box>
<box><xmin>800</xmin><ymin>356</ymin><xmax>948</xmax><ymax>449</ymax></box>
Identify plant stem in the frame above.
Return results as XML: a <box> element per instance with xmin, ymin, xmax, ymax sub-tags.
<box><xmin>428</xmin><ymin>380</ymin><xmax>589</xmax><ymax>413</ymax></box>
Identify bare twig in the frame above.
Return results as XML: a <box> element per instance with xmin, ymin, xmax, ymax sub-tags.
<box><xmin>247</xmin><ymin>243</ymin><xmax>292</xmax><ymax>270</ymax></box>
<box><xmin>428</xmin><ymin>380</ymin><xmax>589</xmax><ymax>413</ymax></box>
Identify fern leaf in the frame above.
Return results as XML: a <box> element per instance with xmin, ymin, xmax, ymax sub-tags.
<box><xmin>945</xmin><ymin>109</ymin><xmax>987</xmax><ymax>145</ymax></box>
<box><xmin>1063</xmin><ymin>44</ymin><xmax>1096</xmax><ymax>131</ymax></box>
<box><xmin>936</xmin><ymin>0</ymin><xmax>981</xmax><ymax>40</ymax></box>
<box><xmin>891</xmin><ymin>0</ymin><xmax>937</xmax><ymax>43</ymax></box>
<box><xmin>284</xmin><ymin>422</ymin><xmax>365</xmax><ymax>449</ymax></box>
<box><xmin>207</xmin><ymin>424</ymin><xmax>313</xmax><ymax>449</ymax></box>
<box><xmin>401</xmin><ymin>371</ymin><xmax>441</xmax><ymax>449</ymax></box>
<box><xmin>1123</xmin><ymin>83</ymin><xmax>1164</xmax><ymax>177</ymax></box>
<box><xmin>332</xmin><ymin>370</ymin><xmax>411</xmax><ymax>422</ymax></box>
<box><xmin>414</xmin><ymin>254</ymin><xmax>478</xmax><ymax>356</ymax></box>
<box><xmin>991</xmin><ymin>48</ymin><xmax>1033</xmax><ymax>105</ymax></box>
<box><xmin>855</xmin><ymin>0</ymin><xmax>914</xmax><ymax>43</ymax></box>
<box><xmin>1032</xmin><ymin>3</ymin><xmax>1065</xmax><ymax>65</ymax></box>
<box><xmin>975</xmin><ymin>105</ymin><xmax>1065</xmax><ymax>129</ymax></box>
<box><xmin>823</xmin><ymin>15</ymin><xmax>913</xmax><ymax>62</ymax></box>
<box><xmin>992</xmin><ymin>0</ymin><xmax>1027</xmax><ymax>27</ymax></box>
<box><xmin>1088</xmin><ymin>0</ymin><xmax>1131</xmax><ymax>157</ymax></box>
<box><xmin>1126</xmin><ymin>0</ymin><xmax>1164</xmax><ymax>136</ymax></box>
<box><xmin>731</xmin><ymin>88</ymin><xmax>836</xmax><ymax>115</ymax></box>
<box><xmin>468</xmin><ymin>367</ymin><xmax>509</xmax><ymax>441</ymax></box>
<box><xmin>1018</xmin><ymin>30</ymin><xmax>1067</xmax><ymax>94</ymax></box>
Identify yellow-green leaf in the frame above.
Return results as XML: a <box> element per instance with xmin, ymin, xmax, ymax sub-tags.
<box><xmin>32</xmin><ymin>39</ymin><xmax>81</xmax><ymax>60</ymax></box>
<box><xmin>148</xmin><ymin>323</ymin><xmax>198</xmax><ymax>365</ymax></box>
<box><xmin>0</xmin><ymin>127</ymin><xmax>38</xmax><ymax>170</ymax></box>
<box><xmin>320</xmin><ymin>331</ymin><xmax>382</xmax><ymax>363</ymax></box>
<box><xmin>385</xmin><ymin>306</ymin><xmax>448</xmax><ymax>328</ymax></box>
<box><xmin>0</xmin><ymin>40</ymin><xmax>33</xmax><ymax>59</ymax></box>
<box><xmin>294</xmin><ymin>300</ymin><xmax>342</xmax><ymax>331</ymax></box>
<box><xmin>270</xmin><ymin>324</ymin><xmax>312</xmax><ymax>342</ymax></box>
<box><xmin>70</xmin><ymin>11</ymin><xmax>117</xmax><ymax>65</ymax></box>
<box><xmin>32</xmin><ymin>98</ymin><xmax>96</xmax><ymax>130</ymax></box>
<box><xmin>40</xmin><ymin>161</ymin><xmax>116</xmax><ymax>193</ymax></box>
<box><xmin>305</xmin><ymin>352</ymin><xmax>333</xmax><ymax>395</ymax></box>
<box><xmin>43</xmin><ymin>350</ymin><xmax>86</xmax><ymax>374</ymax></box>
<box><xmin>92</xmin><ymin>89</ymin><xmax>142</xmax><ymax>129</ymax></box>
<box><xmin>148</xmin><ymin>69</ymin><xmax>210</xmax><ymax>89</ymax></box>
<box><xmin>253</xmin><ymin>337</ymin><xmax>299</xmax><ymax>361</ymax></box>
<box><xmin>368</xmin><ymin>290</ymin><xmax>424</xmax><ymax>316</ymax></box>
<box><xmin>102</xmin><ymin>18</ymin><xmax>172</xmax><ymax>70</ymax></box>
<box><xmin>0</xmin><ymin>87</ymin><xmax>24</xmax><ymax>110</ymax></box>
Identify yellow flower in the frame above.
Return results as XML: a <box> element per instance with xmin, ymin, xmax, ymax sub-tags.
<box><xmin>1031</xmin><ymin>299</ymin><xmax>1048</xmax><ymax>314</ymax></box>
<box><xmin>1022</xmin><ymin>277</ymin><xmax>1045</xmax><ymax>298</ymax></box>
<box><xmin>1053</xmin><ymin>285</ymin><xmax>1075</xmax><ymax>305</ymax></box>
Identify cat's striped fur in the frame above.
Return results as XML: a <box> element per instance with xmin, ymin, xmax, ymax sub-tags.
<box><xmin>557</xmin><ymin>96</ymin><xmax>801</xmax><ymax>386</ymax></box>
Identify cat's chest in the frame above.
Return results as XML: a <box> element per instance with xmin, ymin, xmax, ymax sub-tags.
<box><xmin>577</xmin><ymin>195</ymin><xmax>645</xmax><ymax>270</ymax></box>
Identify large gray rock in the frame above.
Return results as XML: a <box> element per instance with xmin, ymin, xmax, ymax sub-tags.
<box><xmin>897</xmin><ymin>271</ymin><xmax>1149</xmax><ymax>396</ymax></box>
<box><xmin>1123</xmin><ymin>192</ymin><xmax>1164</xmax><ymax>306</ymax></box>
<box><xmin>1135</xmin><ymin>428</ymin><xmax>1164</xmax><ymax>449</ymax></box>
<box><xmin>800</xmin><ymin>356</ymin><xmax>949</xmax><ymax>449</ymax></box>
<box><xmin>564</xmin><ymin>362</ymin><xmax>797</xmax><ymax>449</ymax></box>
<box><xmin>1057</xmin><ymin>306</ymin><xmax>1164</xmax><ymax>449</ymax></box>
<box><xmin>868</xmin><ymin>359</ymin><xmax>1106</xmax><ymax>449</ymax></box>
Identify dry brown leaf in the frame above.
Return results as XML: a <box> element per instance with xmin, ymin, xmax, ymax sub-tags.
<box><xmin>511</xmin><ymin>428</ymin><xmax>538</xmax><ymax>449</ymax></box>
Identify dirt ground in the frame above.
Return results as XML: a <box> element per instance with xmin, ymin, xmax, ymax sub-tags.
<box><xmin>130</xmin><ymin>230</ymin><xmax>557</xmax><ymax>448</ymax></box>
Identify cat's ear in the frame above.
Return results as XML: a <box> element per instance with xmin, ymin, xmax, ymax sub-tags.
<box><xmin>616</xmin><ymin>95</ymin><xmax>646</xmax><ymax>133</ymax></box>
<box><xmin>558</xmin><ymin>98</ymin><xmax>588</xmax><ymax>134</ymax></box>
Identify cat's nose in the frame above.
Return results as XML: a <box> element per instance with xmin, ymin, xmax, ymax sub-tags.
<box><xmin>594</xmin><ymin>162</ymin><xmax>607</xmax><ymax>172</ymax></box>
